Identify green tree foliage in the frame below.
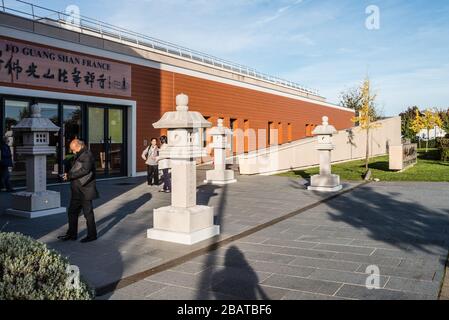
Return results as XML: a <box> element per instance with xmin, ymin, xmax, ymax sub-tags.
<box><xmin>437</xmin><ymin>108</ymin><xmax>449</xmax><ymax>134</ymax></box>
<box><xmin>340</xmin><ymin>85</ymin><xmax>379</xmax><ymax>121</ymax></box>
<box><xmin>399</xmin><ymin>106</ymin><xmax>420</xmax><ymax>140</ymax></box>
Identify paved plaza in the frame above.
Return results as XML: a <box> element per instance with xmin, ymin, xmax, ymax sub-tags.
<box><xmin>1</xmin><ymin>169</ymin><xmax>449</xmax><ymax>300</ymax></box>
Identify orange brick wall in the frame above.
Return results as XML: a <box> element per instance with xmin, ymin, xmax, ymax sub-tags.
<box><xmin>132</xmin><ymin>66</ymin><xmax>354</xmax><ymax>172</ymax></box>
<box><xmin>0</xmin><ymin>36</ymin><xmax>354</xmax><ymax>174</ymax></box>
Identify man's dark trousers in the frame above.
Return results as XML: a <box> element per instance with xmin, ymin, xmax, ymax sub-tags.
<box><xmin>67</xmin><ymin>198</ymin><xmax>97</xmax><ymax>238</ymax></box>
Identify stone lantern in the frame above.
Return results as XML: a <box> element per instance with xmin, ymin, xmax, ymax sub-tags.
<box><xmin>308</xmin><ymin>116</ymin><xmax>342</xmax><ymax>192</ymax></box>
<box><xmin>147</xmin><ymin>93</ymin><xmax>220</xmax><ymax>245</ymax></box>
<box><xmin>6</xmin><ymin>104</ymin><xmax>66</xmax><ymax>218</ymax></box>
<box><xmin>204</xmin><ymin>119</ymin><xmax>237</xmax><ymax>185</ymax></box>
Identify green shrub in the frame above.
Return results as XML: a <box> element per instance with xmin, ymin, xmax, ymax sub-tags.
<box><xmin>441</xmin><ymin>148</ymin><xmax>449</xmax><ymax>162</ymax></box>
<box><xmin>0</xmin><ymin>232</ymin><xmax>93</xmax><ymax>300</ymax></box>
<box><xmin>427</xmin><ymin>139</ymin><xmax>438</xmax><ymax>149</ymax></box>
<box><xmin>438</xmin><ymin>138</ymin><xmax>449</xmax><ymax>149</ymax></box>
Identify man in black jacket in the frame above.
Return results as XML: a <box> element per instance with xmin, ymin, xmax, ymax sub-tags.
<box><xmin>58</xmin><ymin>139</ymin><xmax>99</xmax><ymax>243</ymax></box>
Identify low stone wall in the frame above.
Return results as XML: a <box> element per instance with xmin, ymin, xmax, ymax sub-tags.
<box><xmin>238</xmin><ymin>117</ymin><xmax>402</xmax><ymax>175</ymax></box>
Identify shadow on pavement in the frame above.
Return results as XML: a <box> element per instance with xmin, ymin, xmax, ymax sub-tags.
<box><xmin>195</xmin><ymin>183</ymin><xmax>227</xmax><ymax>299</ymax></box>
<box><xmin>94</xmin><ymin>192</ymin><xmax>152</xmax><ymax>239</ymax></box>
<box><xmin>324</xmin><ymin>184</ymin><xmax>449</xmax><ymax>263</ymax></box>
<box><xmin>210</xmin><ymin>246</ymin><xmax>269</xmax><ymax>300</ymax></box>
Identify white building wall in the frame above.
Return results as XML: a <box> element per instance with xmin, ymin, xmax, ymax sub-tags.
<box><xmin>417</xmin><ymin>126</ymin><xmax>447</xmax><ymax>140</ymax></box>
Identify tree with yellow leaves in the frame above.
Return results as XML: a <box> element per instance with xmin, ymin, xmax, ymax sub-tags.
<box><xmin>411</xmin><ymin>108</ymin><xmax>442</xmax><ymax>152</ymax></box>
<box><xmin>410</xmin><ymin>109</ymin><xmax>425</xmax><ymax>149</ymax></box>
<box><xmin>351</xmin><ymin>78</ymin><xmax>381</xmax><ymax>175</ymax></box>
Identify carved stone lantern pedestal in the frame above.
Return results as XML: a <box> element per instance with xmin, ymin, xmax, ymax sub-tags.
<box><xmin>204</xmin><ymin>119</ymin><xmax>236</xmax><ymax>185</ymax></box>
<box><xmin>147</xmin><ymin>94</ymin><xmax>220</xmax><ymax>245</ymax></box>
<box><xmin>308</xmin><ymin>116</ymin><xmax>343</xmax><ymax>192</ymax></box>
<box><xmin>6</xmin><ymin>105</ymin><xmax>66</xmax><ymax>219</ymax></box>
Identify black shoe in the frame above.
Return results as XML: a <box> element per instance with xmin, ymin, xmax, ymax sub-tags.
<box><xmin>58</xmin><ymin>234</ymin><xmax>77</xmax><ymax>241</ymax></box>
<box><xmin>80</xmin><ymin>236</ymin><xmax>97</xmax><ymax>243</ymax></box>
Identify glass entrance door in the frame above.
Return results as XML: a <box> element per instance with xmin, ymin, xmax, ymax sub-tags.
<box><xmin>88</xmin><ymin>106</ymin><xmax>125</xmax><ymax>178</ymax></box>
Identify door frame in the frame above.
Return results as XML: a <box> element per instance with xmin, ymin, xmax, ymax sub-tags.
<box><xmin>0</xmin><ymin>86</ymin><xmax>137</xmax><ymax>180</ymax></box>
<box><xmin>86</xmin><ymin>104</ymin><xmax>128</xmax><ymax>178</ymax></box>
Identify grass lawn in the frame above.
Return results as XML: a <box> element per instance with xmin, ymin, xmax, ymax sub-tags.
<box><xmin>279</xmin><ymin>149</ymin><xmax>449</xmax><ymax>182</ymax></box>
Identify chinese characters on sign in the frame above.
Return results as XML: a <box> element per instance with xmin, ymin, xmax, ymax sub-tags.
<box><xmin>402</xmin><ymin>143</ymin><xmax>418</xmax><ymax>169</ymax></box>
<box><xmin>389</xmin><ymin>143</ymin><xmax>418</xmax><ymax>171</ymax></box>
<box><xmin>0</xmin><ymin>39</ymin><xmax>132</xmax><ymax>97</ymax></box>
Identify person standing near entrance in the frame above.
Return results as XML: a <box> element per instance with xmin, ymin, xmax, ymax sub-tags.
<box><xmin>141</xmin><ymin>138</ymin><xmax>159</xmax><ymax>186</ymax></box>
<box><xmin>59</xmin><ymin>139</ymin><xmax>99</xmax><ymax>243</ymax></box>
<box><xmin>157</xmin><ymin>135</ymin><xmax>171</xmax><ymax>193</ymax></box>
<box><xmin>0</xmin><ymin>136</ymin><xmax>14</xmax><ymax>192</ymax></box>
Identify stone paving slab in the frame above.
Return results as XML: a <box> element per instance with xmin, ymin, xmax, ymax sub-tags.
<box><xmin>2</xmin><ymin>175</ymin><xmax>449</xmax><ymax>300</ymax></box>
<box><xmin>0</xmin><ymin>170</ymin><xmax>350</xmax><ymax>290</ymax></box>
<box><xmin>97</xmin><ymin>182</ymin><xmax>449</xmax><ymax>300</ymax></box>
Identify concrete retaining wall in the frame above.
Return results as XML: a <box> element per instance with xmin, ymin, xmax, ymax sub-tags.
<box><xmin>238</xmin><ymin>117</ymin><xmax>402</xmax><ymax>175</ymax></box>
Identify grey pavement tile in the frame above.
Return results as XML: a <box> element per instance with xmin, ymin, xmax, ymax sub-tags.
<box><xmin>186</xmin><ymin>255</ymin><xmax>315</xmax><ymax>279</ymax></box>
<box><xmin>220</xmin><ymin>259</ymin><xmax>316</xmax><ymax>279</ymax></box>
<box><xmin>355</xmin><ymin>264</ymin><xmax>436</xmax><ymax>281</ymax></box>
<box><xmin>224</xmin><ymin>242</ymin><xmax>337</xmax><ymax>260</ymax></box>
<box><xmin>261</xmin><ymin>274</ymin><xmax>342</xmax><ymax>296</ymax></box>
<box><xmin>146</xmin><ymin>266</ymin><xmax>272</xmax><ymax>293</ymax></box>
<box><xmin>384</xmin><ymin>277</ymin><xmax>441</xmax><ymax>297</ymax></box>
<box><xmin>255</xmin><ymin>231</ymin><xmax>304</xmax><ymax>241</ymax></box>
<box><xmin>206</xmin><ymin>249</ymin><xmax>298</xmax><ymax>265</ymax></box>
<box><xmin>335</xmin><ymin>284</ymin><xmax>435</xmax><ymax>300</ymax></box>
<box><xmin>289</xmin><ymin>256</ymin><xmax>361</xmax><ymax>272</ymax></box>
<box><xmin>203</xmin><ymin>265</ymin><xmax>273</xmax><ymax>283</ymax></box>
<box><xmin>171</xmin><ymin>262</ymin><xmax>211</xmax><ymax>275</ymax></box>
<box><xmin>98</xmin><ymin>281</ymin><xmax>166</xmax><ymax>300</ymax></box>
<box><xmin>261</xmin><ymin>238</ymin><xmax>320</xmax><ymax>249</ymax></box>
<box><xmin>273</xmin><ymin>247</ymin><xmax>337</xmax><ymax>260</ymax></box>
<box><xmin>314</xmin><ymin>225</ymin><xmax>352</xmax><ymax>233</ymax></box>
<box><xmin>348</xmin><ymin>239</ymin><xmax>410</xmax><ymax>250</ymax></box>
<box><xmin>146</xmin><ymin>285</ymin><xmax>239</xmax><ymax>300</ymax></box>
<box><xmin>210</xmin><ymin>278</ymin><xmax>286</xmax><ymax>300</ymax></box>
<box><xmin>281</xmin><ymin>290</ymin><xmax>348</xmax><ymax>300</ymax></box>
<box><xmin>331</xmin><ymin>231</ymin><xmax>374</xmax><ymax>240</ymax></box>
<box><xmin>332</xmin><ymin>252</ymin><xmax>402</xmax><ymax>267</ymax></box>
<box><xmin>398</xmin><ymin>257</ymin><xmax>446</xmax><ymax>270</ymax></box>
<box><xmin>308</xmin><ymin>269</ymin><xmax>389</xmax><ymax>287</ymax></box>
<box><xmin>295</xmin><ymin>229</ymin><xmax>339</xmax><ymax>238</ymax></box>
<box><xmin>236</xmin><ymin>235</ymin><xmax>270</xmax><ymax>244</ymax></box>
<box><xmin>145</xmin><ymin>270</ymin><xmax>213</xmax><ymax>290</ymax></box>
<box><xmin>271</xmin><ymin>222</ymin><xmax>321</xmax><ymax>233</ymax></box>
<box><xmin>372</xmin><ymin>248</ymin><xmax>446</xmax><ymax>260</ymax></box>
<box><xmin>313</xmin><ymin>243</ymin><xmax>375</xmax><ymax>255</ymax></box>
<box><xmin>298</xmin><ymin>235</ymin><xmax>354</xmax><ymax>245</ymax></box>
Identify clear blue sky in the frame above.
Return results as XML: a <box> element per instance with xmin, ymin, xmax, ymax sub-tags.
<box><xmin>18</xmin><ymin>0</ymin><xmax>449</xmax><ymax>115</ymax></box>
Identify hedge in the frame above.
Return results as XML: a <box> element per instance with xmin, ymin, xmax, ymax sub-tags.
<box><xmin>0</xmin><ymin>232</ymin><xmax>93</xmax><ymax>300</ymax></box>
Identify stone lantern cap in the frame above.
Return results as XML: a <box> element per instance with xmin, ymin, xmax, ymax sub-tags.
<box><xmin>12</xmin><ymin>104</ymin><xmax>60</xmax><ymax>132</ymax></box>
<box><xmin>153</xmin><ymin>94</ymin><xmax>211</xmax><ymax>129</ymax></box>
<box><xmin>312</xmin><ymin>116</ymin><xmax>337</xmax><ymax>136</ymax></box>
<box><xmin>209</xmin><ymin>119</ymin><xmax>232</xmax><ymax>136</ymax></box>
